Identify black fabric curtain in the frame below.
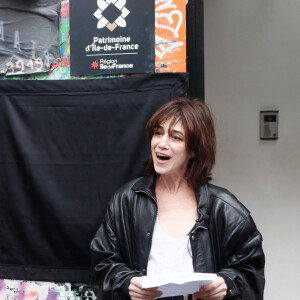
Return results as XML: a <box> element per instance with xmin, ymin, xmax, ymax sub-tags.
<box><xmin>0</xmin><ymin>73</ymin><xmax>188</xmax><ymax>282</ymax></box>
<box><xmin>186</xmin><ymin>0</ymin><xmax>204</xmax><ymax>99</ymax></box>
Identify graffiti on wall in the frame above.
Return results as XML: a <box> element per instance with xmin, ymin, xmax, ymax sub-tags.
<box><xmin>0</xmin><ymin>280</ymin><xmax>97</xmax><ymax>300</ymax></box>
<box><xmin>1</xmin><ymin>0</ymin><xmax>185</xmax><ymax>79</ymax></box>
<box><xmin>155</xmin><ymin>0</ymin><xmax>186</xmax><ymax>72</ymax></box>
<box><xmin>0</xmin><ymin>0</ymin><xmax>61</xmax><ymax>77</ymax></box>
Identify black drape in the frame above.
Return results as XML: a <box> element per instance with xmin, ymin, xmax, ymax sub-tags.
<box><xmin>0</xmin><ymin>73</ymin><xmax>188</xmax><ymax>282</ymax></box>
<box><xmin>186</xmin><ymin>0</ymin><xmax>204</xmax><ymax>99</ymax></box>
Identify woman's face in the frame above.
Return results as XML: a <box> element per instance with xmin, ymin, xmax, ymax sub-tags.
<box><xmin>151</xmin><ymin>119</ymin><xmax>193</xmax><ymax>177</ymax></box>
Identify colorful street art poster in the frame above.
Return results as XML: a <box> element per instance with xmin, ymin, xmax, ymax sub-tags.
<box><xmin>0</xmin><ymin>280</ymin><xmax>97</xmax><ymax>300</ymax></box>
<box><xmin>155</xmin><ymin>0</ymin><xmax>186</xmax><ymax>72</ymax></box>
<box><xmin>70</xmin><ymin>0</ymin><xmax>155</xmax><ymax>76</ymax></box>
<box><xmin>0</xmin><ymin>0</ymin><xmax>61</xmax><ymax>76</ymax></box>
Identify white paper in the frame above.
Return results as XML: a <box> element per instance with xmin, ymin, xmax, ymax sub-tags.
<box><xmin>142</xmin><ymin>272</ymin><xmax>218</xmax><ymax>298</ymax></box>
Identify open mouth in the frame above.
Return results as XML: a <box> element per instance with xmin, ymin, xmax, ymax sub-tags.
<box><xmin>156</xmin><ymin>153</ymin><xmax>171</xmax><ymax>161</ymax></box>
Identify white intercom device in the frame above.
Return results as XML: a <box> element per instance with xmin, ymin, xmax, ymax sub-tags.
<box><xmin>260</xmin><ymin>111</ymin><xmax>279</xmax><ymax>140</ymax></box>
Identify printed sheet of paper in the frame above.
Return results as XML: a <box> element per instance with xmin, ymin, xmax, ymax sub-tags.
<box><xmin>142</xmin><ymin>272</ymin><xmax>218</xmax><ymax>298</ymax></box>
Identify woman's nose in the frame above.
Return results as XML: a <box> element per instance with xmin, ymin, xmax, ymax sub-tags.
<box><xmin>158</xmin><ymin>134</ymin><xmax>169</xmax><ymax>149</ymax></box>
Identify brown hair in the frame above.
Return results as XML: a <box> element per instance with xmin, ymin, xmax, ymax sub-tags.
<box><xmin>145</xmin><ymin>97</ymin><xmax>216</xmax><ymax>188</ymax></box>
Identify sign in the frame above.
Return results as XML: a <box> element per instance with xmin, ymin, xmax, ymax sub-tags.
<box><xmin>70</xmin><ymin>0</ymin><xmax>155</xmax><ymax>76</ymax></box>
<box><xmin>0</xmin><ymin>0</ymin><xmax>61</xmax><ymax>76</ymax></box>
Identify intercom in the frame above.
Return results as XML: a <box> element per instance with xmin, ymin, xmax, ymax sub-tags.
<box><xmin>260</xmin><ymin>111</ymin><xmax>279</xmax><ymax>140</ymax></box>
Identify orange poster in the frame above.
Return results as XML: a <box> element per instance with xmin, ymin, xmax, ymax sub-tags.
<box><xmin>155</xmin><ymin>0</ymin><xmax>186</xmax><ymax>72</ymax></box>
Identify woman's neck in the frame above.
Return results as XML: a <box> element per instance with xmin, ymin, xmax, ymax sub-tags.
<box><xmin>156</xmin><ymin>174</ymin><xmax>189</xmax><ymax>194</ymax></box>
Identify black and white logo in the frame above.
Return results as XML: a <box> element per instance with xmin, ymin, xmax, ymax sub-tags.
<box><xmin>94</xmin><ymin>0</ymin><xmax>130</xmax><ymax>32</ymax></box>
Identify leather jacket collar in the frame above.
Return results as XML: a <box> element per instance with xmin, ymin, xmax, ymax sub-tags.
<box><xmin>132</xmin><ymin>174</ymin><xmax>210</xmax><ymax>230</ymax></box>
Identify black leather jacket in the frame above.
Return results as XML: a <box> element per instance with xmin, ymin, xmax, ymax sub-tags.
<box><xmin>90</xmin><ymin>175</ymin><xmax>265</xmax><ymax>300</ymax></box>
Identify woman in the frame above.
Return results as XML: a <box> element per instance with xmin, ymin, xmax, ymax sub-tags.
<box><xmin>90</xmin><ymin>98</ymin><xmax>265</xmax><ymax>300</ymax></box>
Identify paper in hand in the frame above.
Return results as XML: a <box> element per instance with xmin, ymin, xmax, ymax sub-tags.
<box><xmin>142</xmin><ymin>272</ymin><xmax>218</xmax><ymax>298</ymax></box>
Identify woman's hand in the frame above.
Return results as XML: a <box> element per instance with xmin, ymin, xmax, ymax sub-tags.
<box><xmin>193</xmin><ymin>277</ymin><xmax>227</xmax><ymax>300</ymax></box>
<box><xmin>129</xmin><ymin>277</ymin><xmax>162</xmax><ymax>300</ymax></box>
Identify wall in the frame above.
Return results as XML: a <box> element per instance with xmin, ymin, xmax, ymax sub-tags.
<box><xmin>204</xmin><ymin>0</ymin><xmax>300</xmax><ymax>299</ymax></box>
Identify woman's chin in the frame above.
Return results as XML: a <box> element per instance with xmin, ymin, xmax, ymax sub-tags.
<box><xmin>153</xmin><ymin>165</ymin><xmax>169</xmax><ymax>175</ymax></box>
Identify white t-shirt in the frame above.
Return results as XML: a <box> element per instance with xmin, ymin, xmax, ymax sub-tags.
<box><xmin>147</xmin><ymin>217</ymin><xmax>194</xmax><ymax>276</ymax></box>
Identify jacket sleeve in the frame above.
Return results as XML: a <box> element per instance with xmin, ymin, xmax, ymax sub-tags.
<box><xmin>90</xmin><ymin>195</ymin><xmax>142</xmax><ymax>299</ymax></box>
<box><xmin>217</xmin><ymin>214</ymin><xmax>265</xmax><ymax>300</ymax></box>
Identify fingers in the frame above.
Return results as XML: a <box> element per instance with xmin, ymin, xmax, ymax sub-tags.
<box><xmin>129</xmin><ymin>288</ymin><xmax>162</xmax><ymax>300</ymax></box>
<box><xmin>129</xmin><ymin>289</ymin><xmax>162</xmax><ymax>300</ymax></box>
<box><xmin>129</xmin><ymin>276</ymin><xmax>162</xmax><ymax>300</ymax></box>
<box><xmin>193</xmin><ymin>277</ymin><xmax>227</xmax><ymax>300</ymax></box>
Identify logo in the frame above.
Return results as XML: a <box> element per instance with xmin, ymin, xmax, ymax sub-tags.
<box><xmin>94</xmin><ymin>0</ymin><xmax>130</xmax><ymax>32</ymax></box>
<box><xmin>91</xmin><ymin>61</ymin><xmax>99</xmax><ymax>69</ymax></box>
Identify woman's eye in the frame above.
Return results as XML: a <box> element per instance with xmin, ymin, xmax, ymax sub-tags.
<box><xmin>154</xmin><ymin>130</ymin><xmax>162</xmax><ymax>136</ymax></box>
<box><xmin>173</xmin><ymin>136</ymin><xmax>182</xmax><ymax>141</ymax></box>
